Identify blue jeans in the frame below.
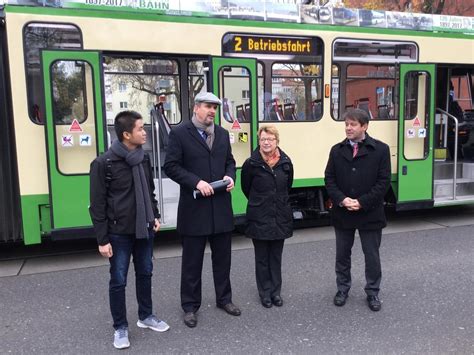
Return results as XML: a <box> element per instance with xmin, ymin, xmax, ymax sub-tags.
<box><xmin>108</xmin><ymin>233</ymin><xmax>154</xmax><ymax>330</ymax></box>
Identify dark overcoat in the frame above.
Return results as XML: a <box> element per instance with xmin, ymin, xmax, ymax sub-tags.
<box><xmin>324</xmin><ymin>134</ymin><xmax>391</xmax><ymax>230</ymax></box>
<box><xmin>164</xmin><ymin>121</ymin><xmax>236</xmax><ymax>236</ymax></box>
<box><xmin>241</xmin><ymin>147</ymin><xmax>294</xmax><ymax>240</ymax></box>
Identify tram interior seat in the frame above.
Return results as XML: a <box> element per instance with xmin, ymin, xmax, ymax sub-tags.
<box><xmin>312</xmin><ymin>100</ymin><xmax>322</xmax><ymax>119</ymax></box>
<box><xmin>154</xmin><ymin>103</ymin><xmax>171</xmax><ymax>150</ymax></box>
<box><xmin>265</xmin><ymin>101</ymin><xmax>284</xmax><ymax>121</ymax></box>
<box><xmin>244</xmin><ymin>103</ymin><xmax>251</xmax><ymax>121</ymax></box>
<box><xmin>283</xmin><ymin>103</ymin><xmax>297</xmax><ymax>120</ymax></box>
<box><xmin>234</xmin><ymin>104</ymin><xmax>251</xmax><ymax>122</ymax></box>
<box><xmin>151</xmin><ymin>104</ymin><xmax>172</xmax><ymax>169</ymax></box>
<box><xmin>236</xmin><ymin>105</ymin><xmax>246</xmax><ymax>122</ymax></box>
<box><xmin>357</xmin><ymin>98</ymin><xmax>373</xmax><ymax>119</ymax></box>
<box><xmin>377</xmin><ymin>104</ymin><xmax>389</xmax><ymax>119</ymax></box>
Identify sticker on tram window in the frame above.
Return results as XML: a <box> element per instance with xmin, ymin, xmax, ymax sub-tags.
<box><xmin>222</xmin><ymin>33</ymin><xmax>320</xmax><ymax>56</ymax></box>
<box><xmin>406</xmin><ymin>128</ymin><xmax>415</xmax><ymax>138</ymax></box>
<box><xmin>229</xmin><ymin>132</ymin><xmax>235</xmax><ymax>144</ymax></box>
<box><xmin>80</xmin><ymin>134</ymin><xmax>92</xmax><ymax>146</ymax></box>
<box><xmin>239</xmin><ymin>132</ymin><xmax>248</xmax><ymax>143</ymax></box>
<box><xmin>418</xmin><ymin>128</ymin><xmax>427</xmax><ymax>138</ymax></box>
<box><xmin>412</xmin><ymin>116</ymin><xmax>421</xmax><ymax>127</ymax></box>
<box><xmin>62</xmin><ymin>135</ymin><xmax>74</xmax><ymax>147</ymax></box>
<box><xmin>69</xmin><ymin>119</ymin><xmax>83</xmax><ymax>132</ymax></box>
<box><xmin>231</xmin><ymin>119</ymin><xmax>242</xmax><ymax>130</ymax></box>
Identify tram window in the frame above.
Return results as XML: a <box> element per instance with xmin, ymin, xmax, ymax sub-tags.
<box><xmin>103</xmin><ymin>57</ymin><xmax>181</xmax><ymax>125</ymax></box>
<box><xmin>266</xmin><ymin>63</ymin><xmax>322</xmax><ymax>121</ymax></box>
<box><xmin>50</xmin><ymin>60</ymin><xmax>88</xmax><ymax>124</ymax></box>
<box><xmin>338</xmin><ymin>64</ymin><xmax>396</xmax><ymax>120</ymax></box>
<box><xmin>218</xmin><ymin>65</ymin><xmax>252</xmax><ymax>167</ymax></box>
<box><xmin>451</xmin><ymin>73</ymin><xmax>474</xmax><ymax>111</ymax></box>
<box><xmin>188</xmin><ymin>60</ymin><xmax>208</xmax><ymax>114</ymax></box>
<box><xmin>220</xmin><ymin>67</ymin><xmax>251</xmax><ymax>123</ymax></box>
<box><xmin>331</xmin><ymin>64</ymin><xmax>340</xmax><ymax>119</ymax></box>
<box><xmin>257</xmin><ymin>62</ymin><xmax>264</xmax><ymax>121</ymax></box>
<box><xmin>404</xmin><ymin>73</ymin><xmax>418</xmax><ymax>120</ymax></box>
<box><xmin>24</xmin><ymin>23</ymin><xmax>83</xmax><ymax>125</ymax></box>
<box><xmin>333</xmin><ymin>39</ymin><xmax>417</xmax><ymax>63</ymax></box>
<box><xmin>51</xmin><ymin>60</ymin><xmax>98</xmax><ymax>175</ymax></box>
<box><xmin>403</xmin><ymin>71</ymin><xmax>431</xmax><ymax>160</ymax></box>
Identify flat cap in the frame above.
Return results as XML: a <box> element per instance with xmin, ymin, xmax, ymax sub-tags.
<box><xmin>194</xmin><ymin>92</ymin><xmax>222</xmax><ymax>105</ymax></box>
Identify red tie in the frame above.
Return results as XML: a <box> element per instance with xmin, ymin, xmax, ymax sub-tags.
<box><xmin>353</xmin><ymin>143</ymin><xmax>358</xmax><ymax>158</ymax></box>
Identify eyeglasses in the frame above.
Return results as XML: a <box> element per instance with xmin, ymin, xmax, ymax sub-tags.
<box><xmin>259</xmin><ymin>138</ymin><xmax>277</xmax><ymax>143</ymax></box>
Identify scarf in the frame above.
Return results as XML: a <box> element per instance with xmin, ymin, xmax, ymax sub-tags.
<box><xmin>110</xmin><ymin>140</ymin><xmax>155</xmax><ymax>239</ymax></box>
<box><xmin>192</xmin><ymin>114</ymin><xmax>215</xmax><ymax>149</ymax></box>
<box><xmin>260</xmin><ymin>147</ymin><xmax>281</xmax><ymax>169</ymax></box>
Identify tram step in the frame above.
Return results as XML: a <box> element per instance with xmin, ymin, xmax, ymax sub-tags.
<box><xmin>433</xmin><ymin>162</ymin><xmax>462</xmax><ymax>179</ymax></box>
<box><xmin>434</xmin><ymin>178</ymin><xmax>474</xmax><ymax>198</ymax></box>
<box><xmin>434</xmin><ymin>162</ymin><xmax>474</xmax><ymax>180</ymax></box>
<box><xmin>434</xmin><ymin>195</ymin><xmax>474</xmax><ymax>206</ymax></box>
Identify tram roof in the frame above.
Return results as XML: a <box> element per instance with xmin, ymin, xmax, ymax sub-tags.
<box><xmin>3</xmin><ymin>0</ymin><xmax>474</xmax><ymax>36</ymax></box>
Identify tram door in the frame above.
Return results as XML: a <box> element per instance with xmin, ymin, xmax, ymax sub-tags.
<box><xmin>42</xmin><ymin>50</ymin><xmax>106</xmax><ymax>230</ymax></box>
<box><xmin>397</xmin><ymin>64</ymin><xmax>435</xmax><ymax>209</ymax></box>
<box><xmin>210</xmin><ymin>57</ymin><xmax>258</xmax><ymax>214</ymax></box>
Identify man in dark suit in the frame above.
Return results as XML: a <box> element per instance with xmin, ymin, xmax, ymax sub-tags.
<box><xmin>324</xmin><ymin>108</ymin><xmax>391</xmax><ymax>312</ymax></box>
<box><xmin>164</xmin><ymin>92</ymin><xmax>240</xmax><ymax>328</ymax></box>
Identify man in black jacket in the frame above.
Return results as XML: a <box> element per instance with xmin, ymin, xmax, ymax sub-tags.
<box><xmin>164</xmin><ymin>92</ymin><xmax>240</xmax><ymax>328</ymax></box>
<box><xmin>89</xmin><ymin>111</ymin><xmax>169</xmax><ymax>349</ymax></box>
<box><xmin>324</xmin><ymin>108</ymin><xmax>391</xmax><ymax>312</ymax></box>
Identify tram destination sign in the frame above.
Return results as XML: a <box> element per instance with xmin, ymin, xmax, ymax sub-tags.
<box><xmin>223</xmin><ymin>34</ymin><xmax>319</xmax><ymax>56</ymax></box>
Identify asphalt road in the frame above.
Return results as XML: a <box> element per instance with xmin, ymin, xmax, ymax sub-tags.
<box><xmin>1</xmin><ymin>222</ymin><xmax>473</xmax><ymax>354</ymax></box>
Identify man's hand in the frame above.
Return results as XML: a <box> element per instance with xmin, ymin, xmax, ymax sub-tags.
<box><xmin>196</xmin><ymin>180</ymin><xmax>214</xmax><ymax>197</ymax></box>
<box><xmin>223</xmin><ymin>176</ymin><xmax>234</xmax><ymax>192</ymax></box>
<box><xmin>342</xmin><ymin>197</ymin><xmax>361</xmax><ymax>211</ymax></box>
<box><xmin>99</xmin><ymin>243</ymin><xmax>113</xmax><ymax>258</ymax></box>
<box><xmin>153</xmin><ymin>218</ymin><xmax>160</xmax><ymax>232</ymax></box>
<box><xmin>348</xmin><ymin>199</ymin><xmax>361</xmax><ymax>211</ymax></box>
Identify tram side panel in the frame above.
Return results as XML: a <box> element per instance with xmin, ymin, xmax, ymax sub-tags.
<box><xmin>0</xmin><ymin>16</ymin><xmax>22</xmax><ymax>243</ymax></box>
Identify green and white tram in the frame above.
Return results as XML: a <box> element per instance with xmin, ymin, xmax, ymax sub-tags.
<box><xmin>0</xmin><ymin>1</ymin><xmax>473</xmax><ymax>245</ymax></box>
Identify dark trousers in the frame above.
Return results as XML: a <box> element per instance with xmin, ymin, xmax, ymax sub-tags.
<box><xmin>335</xmin><ymin>228</ymin><xmax>382</xmax><ymax>296</ymax></box>
<box><xmin>252</xmin><ymin>239</ymin><xmax>285</xmax><ymax>300</ymax></box>
<box><xmin>108</xmin><ymin>233</ymin><xmax>154</xmax><ymax>330</ymax></box>
<box><xmin>181</xmin><ymin>233</ymin><xmax>232</xmax><ymax>313</ymax></box>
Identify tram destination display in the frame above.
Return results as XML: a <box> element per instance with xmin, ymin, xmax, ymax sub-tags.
<box><xmin>222</xmin><ymin>34</ymin><xmax>319</xmax><ymax>56</ymax></box>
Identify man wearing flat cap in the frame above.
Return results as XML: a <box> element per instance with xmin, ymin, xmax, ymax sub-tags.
<box><xmin>164</xmin><ymin>92</ymin><xmax>240</xmax><ymax>328</ymax></box>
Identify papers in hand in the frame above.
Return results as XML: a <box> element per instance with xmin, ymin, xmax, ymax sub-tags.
<box><xmin>193</xmin><ymin>179</ymin><xmax>230</xmax><ymax>199</ymax></box>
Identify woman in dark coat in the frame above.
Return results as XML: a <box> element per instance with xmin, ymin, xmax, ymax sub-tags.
<box><xmin>241</xmin><ymin>125</ymin><xmax>294</xmax><ymax>308</ymax></box>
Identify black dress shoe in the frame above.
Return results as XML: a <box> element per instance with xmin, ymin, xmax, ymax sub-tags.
<box><xmin>261</xmin><ymin>297</ymin><xmax>272</xmax><ymax>308</ymax></box>
<box><xmin>367</xmin><ymin>295</ymin><xmax>381</xmax><ymax>312</ymax></box>
<box><xmin>271</xmin><ymin>295</ymin><xmax>283</xmax><ymax>307</ymax></box>
<box><xmin>183</xmin><ymin>312</ymin><xmax>197</xmax><ymax>328</ymax></box>
<box><xmin>217</xmin><ymin>302</ymin><xmax>241</xmax><ymax>316</ymax></box>
<box><xmin>333</xmin><ymin>291</ymin><xmax>348</xmax><ymax>307</ymax></box>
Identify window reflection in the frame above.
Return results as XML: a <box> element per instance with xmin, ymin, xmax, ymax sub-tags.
<box><xmin>51</xmin><ymin>60</ymin><xmax>87</xmax><ymax>124</ymax></box>
<box><xmin>24</xmin><ymin>23</ymin><xmax>82</xmax><ymax>124</ymax></box>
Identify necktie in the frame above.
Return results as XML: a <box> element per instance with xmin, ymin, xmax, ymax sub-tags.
<box><xmin>202</xmin><ymin>131</ymin><xmax>208</xmax><ymax>140</ymax></box>
<box><xmin>352</xmin><ymin>143</ymin><xmax>358</xmax><ymax>158</ymax></box>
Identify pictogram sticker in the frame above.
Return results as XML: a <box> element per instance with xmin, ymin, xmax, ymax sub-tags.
<box><xmin>412</xmin><ymin>116</ymin><xmax>421</xmax><ymax>127</ymax></box>
<box><xmin>62</xmin><ymin>135</ymin><xmax>74</xmax><ymax>147</ymax></box>
<box><xmin>69</xmin><ymin>119</ymin><xmax>83</xmax><ymax>132</ymax></box>
<box><xmin>406</xmin><ymin>128</ymin><xmax>415</xmax><ymax>138</ymax></box>
<box><xmin>80</xmin><ymin>134</ymin><xmax>92</xmax><ymax>146</ymax></box>
<box><xmin>239</xmin><ymin>132</ymin><xmax>248</xmax><ymax>143</ymax></box>
<box><xmin>231</xmin><ymin>119</ymin><xmax>241</xmax><ymax>130</ymax></box>
<box><xmin>418</xmin><ymin>128</ymin><xmax>427</xmax><ymax>138</ymax></box>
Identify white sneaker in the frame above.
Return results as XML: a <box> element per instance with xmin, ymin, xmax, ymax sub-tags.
<box><xmin>113</xmin><ymin>328</ymin><xmax>130</xmax><ymax>349</ymax></box>
<box><xmin>137</xmin><ymin>315</ymin><xmax>170</xmax><ymax>332</ymax></box>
